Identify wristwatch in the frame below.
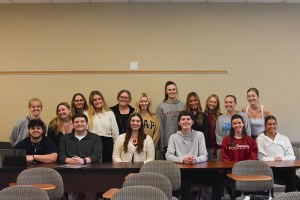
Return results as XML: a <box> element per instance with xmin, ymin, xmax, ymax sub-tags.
<box><xmin>83</xmin><ymin>158</ymin><xmax>87</xmax><ymax>165</ymax></box>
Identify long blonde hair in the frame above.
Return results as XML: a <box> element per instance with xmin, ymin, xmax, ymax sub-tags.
<box><xmin>87</xmin><ymin>90</ymin><xmax>110</xmax><ymax>128</ymax></box>
<box><xmin>49</xmin><ymin>102</ymin><xmax>72</xmax><ymax>135</ymax></box>
<box><xmin>204</xmin><ymin>94</ymin><xmax>222</xmax><ymax>122</ymax></box>
<box><xmin>134</xmin><ymin>93</ymin><xmax>155</xmax><ymax>116</ymax></box>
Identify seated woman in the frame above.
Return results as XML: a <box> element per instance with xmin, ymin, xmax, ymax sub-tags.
<box><xmin>221</xmin><ymin>114</ymin><xmax>258</xmax><ymax>161</ymax></box>
<box><xmin>221</xmin><ymin>114</ymin><xmax>258</xmax><ymax>198</ymax></box>
<box><xmin>112</xmin><ymin>113</ymin><xmax>155</xmax><ymax>163</ymax></box>
<box><xmin>256</xmin><ymin>115</ymin><xmax>300</xmax><ymax>192</ymax></box>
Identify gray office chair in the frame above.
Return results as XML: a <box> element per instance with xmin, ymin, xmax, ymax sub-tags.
<box><xmin>274</xmin><ymin>191</ymin><xmax>300</xmax><ymax>200</ymax></box>
<box><xmin>0</xmin><ymin>185</ymin><xmax>49</xmax><ymax>200</ymax></box>
<box><xmin>112</xmin><ymin>185</ymin><xmax>168</xmax><ymax>200</ymax></box>
<box><xmin>139</xmin><ymin>160</ymin><xmax>181</xmax><ymax>195</ymax></box>
<box><xmin>16</xmin><ymin>167</ymin><xmax>63</xmax><ymax>200</ymax></box>
<box><xmin>123</xmin><ymin>172</ymin><xmax>178</xmax><ymax>200</ymax></box>
<box><xmin>229</xmin><ymin>160</ymin><xmax>274</xmax><ymax>200</ymax></box>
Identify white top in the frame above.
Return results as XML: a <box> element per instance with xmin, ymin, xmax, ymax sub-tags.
<box><xmin>256</xmin><ymin>132</ymin><xmax>295</xmax><ymax>161</ymax></box>
<box><xmin>112</xmin><ymin>134</ymin><xmax>155</xmax><ymax>163</ymax></box>
<box><xmin>84</xmin><ymin>110</ymin><xmax>119</xmax><ymax>142</ymax></box>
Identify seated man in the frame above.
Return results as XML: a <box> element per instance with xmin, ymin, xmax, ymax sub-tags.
<box><xmin>58</xmin><ymin>113</ymin><xmax>102</xmax><ymax>165</ymax></box>
<box><xmin>58</xmin><ymin>113</ymin><xmax>103</xmax><ymax>200</ymax></box>
<box><xmin>166</xmin><ymin>110</ymin><xmax>224</xmax><ymax>200</ymax></box>
<box><xmin>14</xmin><ymin>118</ymin><xmax>57</xmax><ymax>163</ymax></box>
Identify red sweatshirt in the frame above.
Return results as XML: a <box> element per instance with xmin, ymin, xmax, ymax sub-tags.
<box><xmin>221</xmin><ymin>135</ymin><xmax>258</xmax><ymax>161</ymax></box>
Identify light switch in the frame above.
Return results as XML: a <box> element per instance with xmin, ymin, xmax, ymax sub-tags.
<box><xmin>130</xmin><ymin>62</ymin><xmax>138</xmax><ymax>70</ymax></box>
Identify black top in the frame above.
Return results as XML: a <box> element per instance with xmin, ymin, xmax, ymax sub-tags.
<box><xmin>14</xmin><ymin>136</ymin><xmax>57</xmax><ymax>155</ymax></box>
<box><xmin>58</xmin><ymin>131</ymin><xmax>103</xmax><ymax>163</ymax></box>
<box><xmin>110</xmin><ymin>104</ymin><xmax>135</xmax><ymax>134</ymax></box>
<box><xmin>191</xmin><ymin>112</ymin><xmax>209</xmax><ymax>139</ymax></box>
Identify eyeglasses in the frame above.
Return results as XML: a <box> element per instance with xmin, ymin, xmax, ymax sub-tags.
<box><xmin>119</xmin><ymin>96</ymin><xmax>129</xmax><ymax>99</ymax></box>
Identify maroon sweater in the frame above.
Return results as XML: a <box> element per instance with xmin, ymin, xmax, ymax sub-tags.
<box><xmin>221</xmin><ymin>135</ymin><xmax>258</xmax><ymax>161</ymax></box>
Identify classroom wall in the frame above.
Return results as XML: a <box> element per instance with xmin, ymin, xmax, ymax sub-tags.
<box><xmin>0</xmin><ymin>3</ymin><xmax>299</xmax><ymax>142</ymax></box>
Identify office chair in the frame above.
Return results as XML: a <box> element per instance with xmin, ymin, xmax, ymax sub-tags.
<box><xmin>139</xmin><ymin>160</ymin><xmax>181</xmax><ymax>196</ymax></box>
<box><xmin>123</xmin><ymin>172</ymin><xmax>178</xmax><ymax>200</ymax></box>
<box><xmin>111</xmin><ymin>185</ymin><xmax>168</xmax><ymax>200</ymax></box>
<box><xmin>228</xmin><ymin>160</ymin><xmax>274</xmax><ymax>200</ymax></box>
<box><xmin>16</xmin><ymin>167</ymin><xmax>64</xmax><ymax>200</ymax></box>
<box><xmin>0</xmin><ymin>185</ymin><xmax>49</xmax><ymax>200</ymax></box>
<box><xmin>274</xmin><ymin>191</ymin><xmax>300</xmax><ymax>200</ymax></box>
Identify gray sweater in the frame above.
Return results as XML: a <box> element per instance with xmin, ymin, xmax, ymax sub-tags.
<box><xmin>215</xmin><ymin>112</ymin><xmax>251</xmax><ymax>146</ymax></box>
<box><xmin>166</xmin><ymin>130</ymin><xmax>208</xmax><ymax>163</ymax></box>
<box><xmin>10</xmin><ymin>116</ymin><xmax>47</xmax><ymax>146</ymax></box>
<box><xmin>156</xmin><ymin>99</ymin><xmax>185</xmax><ymax>152</ymax></box>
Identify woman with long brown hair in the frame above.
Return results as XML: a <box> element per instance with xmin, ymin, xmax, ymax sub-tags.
<box><xmin>112</xmin><ymin>113</ymin><xmax>155</xmax><ymax>162</ymax></box>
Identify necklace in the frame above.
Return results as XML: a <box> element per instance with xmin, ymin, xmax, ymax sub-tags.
<box><xmin>131</xmin><ymin>136</ymin><xmax>138</xmax><ymax>144</ymax></box>
<box><xmin>31</xmin><ymin>142</ymin><xmax>41</xmax><ymax>153</ymax></box>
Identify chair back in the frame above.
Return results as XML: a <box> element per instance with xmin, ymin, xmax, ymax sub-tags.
<box><xmin>0</xmin><ymin>185</ymin><xmax>49</xmax><ymax>200</ymax></box>
<box><xmin>16</xmin><ymin>167</ymin><xmax>63</xmax><ymax>200</ymax></box>
<box><xmin>0</xmin><ymin>142</ymin><xmax>12</xmax><ymax>149</ymax></box>
<box><xmin>112</xmin><ymin>185</ymin><xmax>168</xmax><ymax>200</ymax></box>
<box><xmin>139</xmin><ymin>160</ymin><xmax>181</xmax><ymax>192</ymax></box>
<box><xmin>123</xmin><ymin>172</ymin><xmax>173</xmax><ymax>200</ymax></box>
<box><xmin>232</xmin><ymin>160</ymin><xmax>274</xmax><ymax>192</ymax></box>
<box><xmin>274</xmin><ymin>191</ymin><xmax>300</xmax><ymax>200</ymax></box>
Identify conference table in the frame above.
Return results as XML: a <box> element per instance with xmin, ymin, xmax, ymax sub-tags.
<box><xmin>0</xmin><ymin>160</ymin><xmax>299</xmax><ymax>193</ymax></box>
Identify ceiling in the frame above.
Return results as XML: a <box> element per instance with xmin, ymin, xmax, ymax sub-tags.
<box><xmin>0</xmin><ymin>0</ymin><xmax>300</xmax><ymax>4</ymax></box>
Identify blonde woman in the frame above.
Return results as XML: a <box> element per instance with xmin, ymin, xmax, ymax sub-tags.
<box><xmin>85</xmin><ymin>90</ymin><xmax>119</xmax><ymax>162</ymax></box>
<box><xmin>47</xmin><ymin>102</ymin><xmax>73</xmax><ymax>146</ymax></box>
<box><xmin>134</xmin><ymin>93</ymin><xmax>160</xmax><ymax>148</ymax></box>
<box><xmin>204</xmin><ymin>94</ymin><xmax>222</xmax><ymax>160</ymax></box>
<box><xmin>10</xmin><ymin>97</ymin><xmax>47</xmax><ymax>146</ymax></box>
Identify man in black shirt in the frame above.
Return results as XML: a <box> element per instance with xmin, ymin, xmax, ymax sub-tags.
<box><xmin>15</xmin><ymin>119</ymin><xmax>57</xmax><ymax>163</ymax></box>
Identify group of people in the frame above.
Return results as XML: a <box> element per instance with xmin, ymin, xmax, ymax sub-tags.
<box><xmin>9</xmin><ymin>81</ymin><xmax>299</xmax><ymax>200</ymax></box>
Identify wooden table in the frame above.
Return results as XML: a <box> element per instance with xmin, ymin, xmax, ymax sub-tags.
<box><xmin>0</xmin><ymin>160</ymin><xmax>299</xmax><ymax>193</ymax></box>
<box><xmin>0</xmin><ymin>162</ymin><xmax>143</xmax><ymax>193</ymax></box>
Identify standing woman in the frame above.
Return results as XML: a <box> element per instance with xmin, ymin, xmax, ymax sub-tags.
<box><xmin>10</xmin><ymin>97</ymin><xmax>47</xmax><ymax>147</ymax></box>
<box><xmin>156</xmin><ymin>81</ymin><xmax>185</xmax><ymax>154</ymax></box>
<box><xmin>71</xmin><ymin>93</ymin><xmax>88</xmax><ymax>115</ymax></box>
<box><xmin>47</xmin><ymin>102</ymin><xmax>73</xmax><ymax>146</ymax></box>
<box><xmin>110</xmin><ymin>90</ymin><xmax>135</xmax><ymax>135</ymax></box>
<box><xmin>221</xmin><ymin>114</ymin><xmax>258</xmax><ymax>161</ymax></box>
<box><xmin>86</xmin><ymin>90</ymin><xmax>119</xmax><ymax>162</ymax></box>
<box><xmin>185</xmin><ymin>92</ymin><xmax>208</xmax><ymax>142</ymax></box>
<box><xmin>204</xmin><ymin>94</ymin><xmax>222</xmax><ymax>160</ymax></box>
<box><xmin>112</xmin><ymin>113</ymin><xmax>155</xmax><ymax>162</ymax></box>
<box><xmin>242</xmin><ymin>87</ymin><xmax>271</xmax><ymax>139</ymax></box>
<box><xmin>134</xmin><ymin>93</ymin><xmax>160</xmax><ymax>149</ymax></box>
<box><xmin>216</xmin><ymin>95</ymin><xmax>251</xmax><ymax>146</ymax></box>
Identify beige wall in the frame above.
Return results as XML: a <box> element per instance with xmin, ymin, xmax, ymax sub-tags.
<box><xmin>0</xmin><ymin>3</ymin><xmax>299</xmax><ymax>142</ymax></box>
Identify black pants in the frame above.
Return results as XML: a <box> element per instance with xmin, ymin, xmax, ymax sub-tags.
<box><xmin>99</xmin><ymin>136</ymin><xmax>113</xmax><ymax>162</ymax></box>
<box><xmin>272</xmin><ymin>168</ymin><xmax>300</xmax><ymax>192</ymax></box>
<box><xmin>180</xmin><ymin>170</ymin><xmax>225</xmax><ymax>200</ymax></box>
